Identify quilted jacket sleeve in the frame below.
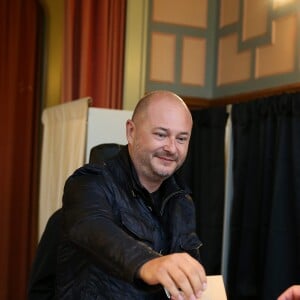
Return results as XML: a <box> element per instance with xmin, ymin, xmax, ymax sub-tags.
<box><xmin>62</xmin><ymin>169</ymin><xmax>161</xmax><ymax>284</ymax></box>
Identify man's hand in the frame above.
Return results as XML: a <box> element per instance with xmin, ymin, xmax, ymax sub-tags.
<box><xmin>278</xmin><ymin>285</ymin><xmax>300</xmax><ymax>300</ymax></box>
<box><xmin>138</xmin><ymin>253</ymin><xmax>207</xmax><ymax>300</ymax></box>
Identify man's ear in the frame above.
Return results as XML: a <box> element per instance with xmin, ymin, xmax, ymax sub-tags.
<box><xmin>126</xmin><ymin>119</ymin><xmax>135</xmax><ymax>143</ymax></box>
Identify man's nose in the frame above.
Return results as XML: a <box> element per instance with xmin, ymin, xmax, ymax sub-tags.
<box><xmin>163</xmin><ymin>137</ymin><xmax>176</xmax><ymax>153</ymax></box>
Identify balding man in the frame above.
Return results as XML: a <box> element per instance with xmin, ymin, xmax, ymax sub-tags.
<box><xmin>56</xmin><ymin>91</ymin><xmax>207</xmax><ymax>300</ymax></box>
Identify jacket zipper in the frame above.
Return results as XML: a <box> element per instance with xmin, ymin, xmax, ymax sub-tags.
<box><xmin>160</xmin><ymin>190</ymin><xmax>185</xmax><ymax>215</ymax></box>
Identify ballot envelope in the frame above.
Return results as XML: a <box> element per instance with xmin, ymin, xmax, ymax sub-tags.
<box><xmin>164</xmin><ymin>275</ymin><xmax>227</xmax><ymax>300</ymax></box>
<box><xmin>200</xmin><ymin>275</ymin><xmax>227</xmax><ymax>300</ymax></box>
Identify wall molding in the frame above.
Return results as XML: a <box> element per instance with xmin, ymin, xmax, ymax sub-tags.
<box><xmin>184</xmin><ymin>82</ymin><xmax>300</xmax><ymax>109</ymax></box>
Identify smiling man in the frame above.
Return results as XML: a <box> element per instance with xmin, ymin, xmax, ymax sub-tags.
<box><xmin>127</xmin><ymin>91</ymin><xmax>193</xmax><ymax>192</ymax></box>
<box><xmin>56</xmin><ymin>91</ymin><xmax>206</xmax><ymax>300</ymax></box>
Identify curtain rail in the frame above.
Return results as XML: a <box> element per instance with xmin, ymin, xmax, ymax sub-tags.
<box><xmin>184</xmin><ymin>83</ymin><xmax>300</xmax><ymax>110</ymax></box>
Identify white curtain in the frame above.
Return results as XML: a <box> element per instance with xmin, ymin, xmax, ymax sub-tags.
<box><xmin>38</xmin><ymin>98</ymin><xmax>91</xmax><ymax>237</ymax></box>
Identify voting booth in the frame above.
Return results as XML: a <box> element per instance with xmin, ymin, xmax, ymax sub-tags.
<box><xmin>38</xmin><ymin>98</ymin><xmax>132</xmax><ymax>237</ymax></box>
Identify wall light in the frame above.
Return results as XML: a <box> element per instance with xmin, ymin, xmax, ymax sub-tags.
<box><xmin>272</xmin><ymin>0</ymin><xmax>294</xmax><ymax>9</ymax></box>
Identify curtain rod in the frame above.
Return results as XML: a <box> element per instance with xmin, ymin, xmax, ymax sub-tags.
<box><xmin>184</xmin><ymin>83</ymin><xmax>300</xmax><ymax>110</ymax></box>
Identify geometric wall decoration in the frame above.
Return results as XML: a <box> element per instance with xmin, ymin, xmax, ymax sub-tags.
<box><xmin>255</xmin><ymin>15</ymin><xmax>297</xmax><ymax>78</ymax></box>
<box><xmin>215</xmin><ymin>0</ymin><xmax>300</xmax><ymax>97</ymax></box>
<box><xmin>242</xmin><ymin>0</ymin><xmax>269</xmax><ymax>41</ymax></box>
<box><xmin>217</xmin><ymin>34</ymin><xmax>251</xmax><ymax>85</ymax></box>
<box><xmin>150</xmin><ymin>32</ymin><xmax>176</xmax><ymax>83</ymax></box>
<box><xmin>181</xmin><ymin>37</ymin><xmax>206</xmax><ymax>86</ymax></box>
<box><xmin>146</xmin><ymin>0</ymin><xmax>209</xmax><ymax>97</ymax></box>
<box><xmin>145</xmin><ymin>0</ymin><xmax>300</xmax><ymax>99</ymax></box>
<box><xmin>219</xmin><ymin>0</ymin><xmax>239</xmax><ymax>28</ymax></box>
<box><xmin>152</xmin><ymin>0</ymin><xmax>207</xmax><ymax>28</ymax></box>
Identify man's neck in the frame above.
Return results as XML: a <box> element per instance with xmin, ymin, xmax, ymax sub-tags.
<box><xmin>140</xmin><ymin>179</ymin><xmax>162</xmax><ymax>193</ymax></box>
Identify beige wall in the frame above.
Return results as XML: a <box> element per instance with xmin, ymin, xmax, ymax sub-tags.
<box><xmin>40</xmin><ymin>0</ymin><xmax>64</xmax><ymax>107</ymax></box>
<box><xmin>122</xmin><ymin>0</ymin><xmax>149</xmax><ymax>110</ymax></box>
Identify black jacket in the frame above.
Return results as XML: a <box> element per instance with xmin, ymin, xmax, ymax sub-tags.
<box><xmin>56</xmin><ymin>146</ymin><xmax>202</xmax><ymax>299</ymax></box>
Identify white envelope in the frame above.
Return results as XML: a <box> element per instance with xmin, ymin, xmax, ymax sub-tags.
<box><xmin>199</xmin><ymin>275</ymin><xmax>227</xmax><ymax>300</ymax></box>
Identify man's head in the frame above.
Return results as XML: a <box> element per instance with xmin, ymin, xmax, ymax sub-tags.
<box><xmin>126</xmin><ymin>90</ymin><xmax>193</xmax><ymax>192</ymax></box>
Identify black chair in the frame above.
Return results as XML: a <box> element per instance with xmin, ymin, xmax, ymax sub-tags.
<box><xmin>28</xmin><ymin>143</ymin><xmax>123</xmax><ymax>300</ymax></box>
<box><xmin>89</xmin><ymin>143</ymin><xmax>123</xmax><ymax>164</ymax></box>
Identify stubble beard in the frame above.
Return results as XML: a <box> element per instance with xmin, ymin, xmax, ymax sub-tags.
<box><xmin>145</xmin><ymin>151</ymin><xmax>180</xmax><ymax>180</ymax></box>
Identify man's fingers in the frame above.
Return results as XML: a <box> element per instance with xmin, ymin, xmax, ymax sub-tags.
<box><xmin>138</xmin><ymin>253</ymin><xmax>207</xmax><ymax>299</ymax></box>
<box><xmin>180</xmin><ymin>254</ymin><xmax>207</xmax><ymax>295</ymax></box>
<box><xmin>167</xmin><ymin>268</ymin><xmax>195</xmax><ymax>299</ymax></box>
<box><xmin>161</xmin><ymin>254</ymin><xmax>206</xmax><ymax>299</ymax></box>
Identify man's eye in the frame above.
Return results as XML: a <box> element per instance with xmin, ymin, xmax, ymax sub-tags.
<box><xmin>177</xmin><ymin>137</ymin><xmax>188</xmax><ymax>143</ymax></box>
<box><xmin>155</xmin><ymin>132</ymin><xmax>166</xmax><ymax>138</ymax></box>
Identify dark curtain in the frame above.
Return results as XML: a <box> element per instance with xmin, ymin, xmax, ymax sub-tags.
<box><xmin>227</xmin><ymin>93</ymin><xmax>300</xmax><ymax>300</ymax></box>
<box><xmin>181</xmin><ymin>107</ymin><xmax>228</xmax><ymax>275</ymax></box>
<box><xmin>0</xmin><ymin>0</ymin><xmax>42</xmax><ymax>299</ymax></box>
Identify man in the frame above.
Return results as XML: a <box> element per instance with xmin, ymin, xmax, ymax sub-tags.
<box><xmin>56</xmin><ymin>91</ymin><xmax>207</xmax><ymax>299</ymax></box>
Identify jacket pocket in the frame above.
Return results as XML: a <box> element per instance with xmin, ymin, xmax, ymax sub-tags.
<box><xmin>120</xmin><ymin>211</ymin><xmax>155</xmax><ymax>244</ymax></box>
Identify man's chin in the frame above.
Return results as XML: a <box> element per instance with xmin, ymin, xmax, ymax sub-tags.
<box><xmin>152</xmin><ymin>161</ymin><xmax>178</xmax><ymax>177</ymax></box>
<box><xmin>156</xmin><ymin>172</ymin><xmax>171</xmax><ymax>179</ymax></box>
<box><xmin>154</xmin><ymin>167</ymin><xmax>175</xmax><ymax>178</ymax></box>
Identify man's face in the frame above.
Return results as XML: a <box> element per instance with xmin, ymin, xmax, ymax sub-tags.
<box><xmin>127</xmin><ymin>97</ymin><xmax>192</xmax><ymax>189</ymax></box>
